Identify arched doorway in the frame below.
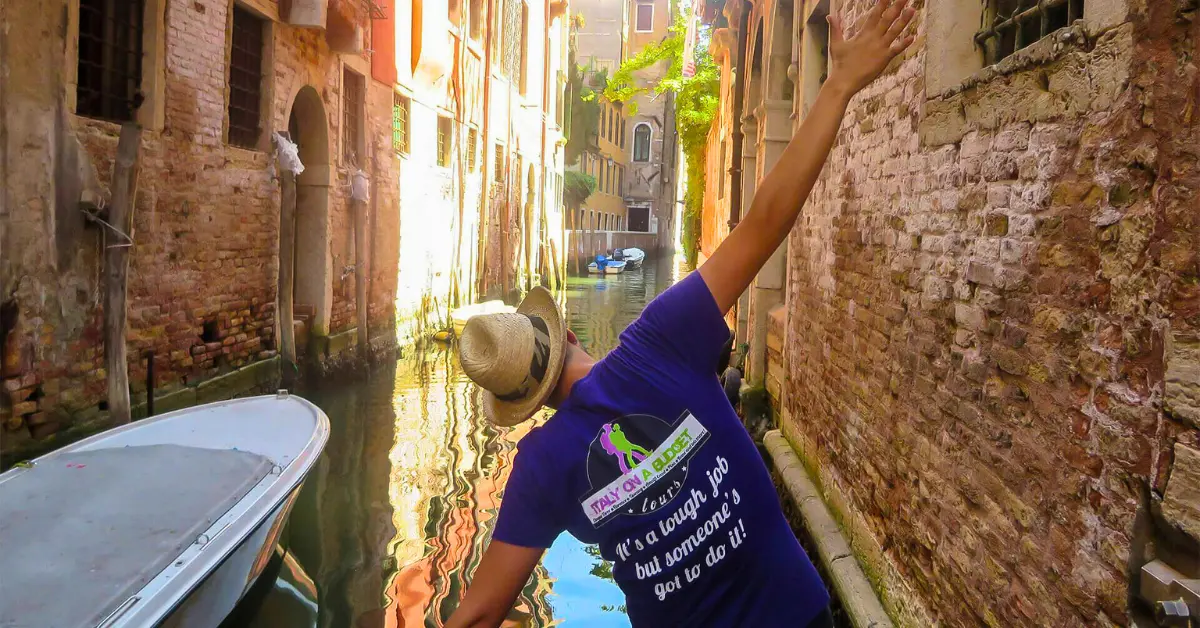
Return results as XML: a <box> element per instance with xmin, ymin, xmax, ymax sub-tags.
<box><xmin>285</xmin><ymin>86</ymin><xmax>333</xmax><ymax>344</ymax></box>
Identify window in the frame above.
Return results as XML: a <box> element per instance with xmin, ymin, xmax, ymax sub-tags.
<box><xmin>617</xmin><ymin>166</ymin><xmax>624</xmax><ymax>195</ymax></box>
<box><xmin>599</xmin><ymin>163</ymin><xmax>606</xmax><ymax>193</ymax></box>
<box><xmin>228</xmin><ymin>6</ymin><xmax>265</xmax><ymax>148</ymax></box>
<box><xmin>467</xmin><ymin>128</ymin><xmax>478</xmax><ymax>171</ymax></box>
<box><xmin>801</xmin><ymin>9</ymin><xmax>831</xmax><ymax>117</ymax></box>
<box><xmin>634</xmin><ymin>2</ymin><xmax>654</xmax><ymax>32</ymax></box>
<box><xmin>620</xmin><ymin>119</ymin><xmax>626</xmax><ymax>148</ymax></box>
<box><xmin>500</xmin><ymin>0</ymin><xmax>523</xmax><ymax>80</ymax></box>
<box><xmin>599</xmin><ymin>106</ymin><xmax>606</xmax><ymax>138</ymax></box>
<box><xmin>469</xmin><ymin>0</ymin><xmax>483</xmax><ymax>39</ymax></box>
<box><xmin>342</xmin><ymin>68</ymin><xmax>365</xmax><ymax>165</ymax></box>
<box><xmin>494</xmin><ymin>143</ymin><xmax>506</xmax><ymax>184</ymax></box>
<box><xmin>976</xmin><ymin>0</ymin><xmax>1084</xmax><ymax>65</ymax></box>
<box><xmin>632</xmin><ymin>123</ymin><xmax>651</xmax><ymax>162</ymax></box>
<box><xmin>519</xmin><ymin>2</ymin><xmax>529</xmax><ymax>94</ymax></box>
<box><xmin>437</xmin><ymin>115</ymin><xmax>454</xmax><ymax>167</ymax></box>
<box><xmin>77</xmin><ymin>0</ymin><xmax>146</xmax><ymax>121</ymax></box>
<box><xmin>393</xmin><ymin>93</ymin><xmax>410</xmax><ymax>154</ymax></box>
<box><xmin>609</xmin><ymin>110</ymin><xmax>616</xmax><ymax>143</ymax></box>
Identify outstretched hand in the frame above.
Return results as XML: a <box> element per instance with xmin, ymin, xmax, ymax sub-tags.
<box><xmin>827</xmin><ymin>0</ymin><xmax>916</xmax><ymax>97</ymax></box>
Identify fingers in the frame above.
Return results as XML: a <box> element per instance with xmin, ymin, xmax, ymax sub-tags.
<box><xmin>827</xmin><ymin>14</ymin><xmax>845</xmax><ymax>46</ymax></box>
<box><xmin>890</xmin><ymin>34</ymin><xmax>916</xmax><ymax>55</ymax></box>
<box><xmin>876</xmin><ymin>0</ymin><xmax>907</xmax><ymax>35</ymax></box>
<box><xmin>863</xmin><ymin>0</ymin><xmax>891</xmax><ymax>34</ymax></box>
<box><xmin>884</xmin><ymin>6</ymin><xmax>916</xmax><ymax>43</ymax></box>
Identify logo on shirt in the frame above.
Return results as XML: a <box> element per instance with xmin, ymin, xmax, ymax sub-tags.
<box><xmin>580</xmin><ymin>411</ymin><xmax>710</xmax><ymax>527</ymax></box>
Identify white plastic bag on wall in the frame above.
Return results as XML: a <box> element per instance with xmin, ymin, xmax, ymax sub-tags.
<box><xmin>272</xmin><ymin>132</ymin><xmax>305</xmax><ymax>175</ymax></box>
<box><xmin>351</xmin><ymin>169</ymin><xmax>370</xmax><ymax>202</ymax></box>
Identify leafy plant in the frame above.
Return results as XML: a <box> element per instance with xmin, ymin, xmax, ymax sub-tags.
<box><xmin>564</xmin><ymin>170</ymin><xmax>597</xmax><ymax>208</ymax></box>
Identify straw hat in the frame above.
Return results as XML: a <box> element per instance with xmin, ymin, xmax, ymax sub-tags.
<box><xmin>459</xmin><ymin>287</ymin><xmax>567</xmax><ymax>427</ymax></box>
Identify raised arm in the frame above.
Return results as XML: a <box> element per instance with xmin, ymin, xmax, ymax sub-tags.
<box><xmin>699</xmin><ymin>0</ymin><xmax>916</xmax><ymax>313</ymax></box>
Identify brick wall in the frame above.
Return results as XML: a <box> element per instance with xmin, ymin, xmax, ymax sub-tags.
<box><xmin>780</xmin><ymin>2</ymin><xmax>1200</xmax><ymax>625</ymax></box>
<box><xmin>1</xmin><ymin>0</ymin><xmax>400</xmax><ymax>456</ymax></box>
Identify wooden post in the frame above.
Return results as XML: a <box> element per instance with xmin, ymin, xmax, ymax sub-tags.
<box><xmin>569</xmin><ymin>207</ymin><xmax>580</xmax><ymax>275</ymax></box>
<box><xmin>352</xmin><ymin>196</ymin><xmax>369</xmax><ymax>357</ymax></box>
<box><xmin>368</xmin><ymin>142</ymin><xmax>381</xmax><ymax>366</ymax></box>
<box><xmin>278</xmin><ymin>169</ymin><xmax>298</xmax><ymax>384</ymax></box>
<box><xmin>105</xmin><ymin>123</ymin><xmax>142</xmax><ymax>426</ymax></box>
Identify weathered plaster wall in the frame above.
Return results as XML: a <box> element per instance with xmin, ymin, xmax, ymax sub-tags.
<box><xmin>1</xmin><ymin>0</ymin><xmax>400</xmax><ymax>456</ymax></box>
<box><xmin>779</xmin><ymin>1</ymin><xmax>1200</xmax><ymax>625</ymax></box>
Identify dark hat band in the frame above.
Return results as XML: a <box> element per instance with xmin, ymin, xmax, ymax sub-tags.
<box><xmin>493</xmin><ymin>314</ymin><xmax>553</xmax><ymax>402</ymax></box>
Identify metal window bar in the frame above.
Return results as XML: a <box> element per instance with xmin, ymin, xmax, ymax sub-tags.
<box><xmin>77</xmin><ymin>0</ymin><xmax>145</xmax><ymax>121</ymax></box>
<box><xmin>393</xmin><ymin>94</ymin><xmax>410</xmax><ymax>153</ymax></box>
<box><xmin>343</xmin><ymin>69</ymin><xmax>364</xmax><ymax>165</ymax></box>
<box><xmin>975</xmin><ymin>0</ymin><xmax>1084</xmax><ymax>65</ymax></box>
<box><xmin>437</xmin><ymin>118</ymin><xmax>451</xmax><ymax>167</ymax></box>
<box><xmin>229</xmin><ymin>6</ymin><xmax>264</xmax><ymax>149</ymax></box>
<box><xmin>501</xmin><ymin>0</ymin><xmax>522</xmax><ymax>79</ymax></box>
<box><xmin>467</xmin><ymin>129</ymin><xmax>478</xmax><ymax>171</ymax></box>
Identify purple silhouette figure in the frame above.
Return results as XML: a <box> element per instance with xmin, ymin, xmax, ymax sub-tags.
<box><xmin>599</xmin><ymin>422</ymin><xmax>650</xmax><ymax>474</ymax></box>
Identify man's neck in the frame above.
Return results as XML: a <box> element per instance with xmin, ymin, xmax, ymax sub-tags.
<box><xmin>548</xmin><ymin>348</ymin><xmax>596</xmax><ymax>408</ymax></box>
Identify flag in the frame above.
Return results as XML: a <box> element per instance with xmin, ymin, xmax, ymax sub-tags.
<box><xmin>681</xmin><ymin>1</ymin><xmax>698</xmax><ymax>78</ymax></box>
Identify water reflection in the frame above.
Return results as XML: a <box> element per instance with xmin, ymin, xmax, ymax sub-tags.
<box><xmin>239</xmin><ymin>255</ymin><xmax>686</xmax><ymax>627</ymax></box>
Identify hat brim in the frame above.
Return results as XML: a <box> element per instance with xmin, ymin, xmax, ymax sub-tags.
<box><xmin>482</xmin><ymin>287</ymin><xmax>567</xmax><ymax>427</ymax></box>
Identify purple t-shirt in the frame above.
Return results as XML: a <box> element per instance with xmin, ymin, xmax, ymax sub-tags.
<box><xmin>493</xmin><ymin>272</ymin><xmax>830</xmax><ymax>626</ymax></box>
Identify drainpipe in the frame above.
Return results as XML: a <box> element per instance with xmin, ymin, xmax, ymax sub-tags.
<box><xmin>727</xmin><ymin>1</ymin><xmax>749</xmax><ymax>232</ymax></box>
<box><xmin>538</xmin><ymin>0</ymin><xmax>551</xmax><ymax>289</ymax></box>
<box><xmin>478</xmin><ymin>0</ymin><xmax>497</xmax><ymax>297</ymax></box>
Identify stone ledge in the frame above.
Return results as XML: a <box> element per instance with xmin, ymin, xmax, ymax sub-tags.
<box><xmin>764</xmin><ymin>430</ymin><xmax>894</xmax><ymax>628</ymax></box>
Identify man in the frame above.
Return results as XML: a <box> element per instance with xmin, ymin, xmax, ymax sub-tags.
<box><xmin>450</xmin><ymin>3</ymin><xmax>915</xmax><ymax>625</ymax></box>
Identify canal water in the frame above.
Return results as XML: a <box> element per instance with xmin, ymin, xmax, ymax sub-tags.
<box><xmin>234</xmin><ymin>255</ymin><xmax>689</xmax><ymax>628</ymax></box>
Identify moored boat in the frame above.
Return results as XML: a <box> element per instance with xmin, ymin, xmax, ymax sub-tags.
<box><xmin>617</xmin><ymin>247</ymin><xmax>646</xmax><ymax>269</ymax></box>
<box><xmin>0</xmin><ymin>393</ymin><xmax>329</xmax><ymax>628</ymax></box>
<box><xmin>451</xmin><ymin>300</ymin><xmax>517</xmax><ymax>337</ymax></box>
<box><xmin>588</xmin><ymin>257</ymin><xmax>627</xmax><ymax>274</ymax></box>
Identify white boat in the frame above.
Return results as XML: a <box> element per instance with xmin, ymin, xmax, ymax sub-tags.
<box><xmin>588</xmin><ymin>259</ymin><xmax>627</xmax><ymax>274</ymax></box>
<box><xmin>451</xmin><ymin>300</ymin><xmax>517</xmax><ymax>336</ymax></box>
<box><xmin>0</xmin><ymin>393</ymin><xmax>329</xmax><ymax>628</ymax></box>
<box><xmin>617</xmin><ymin>248</ymin><xmax>646</xmax><ymax>269</ymax></box>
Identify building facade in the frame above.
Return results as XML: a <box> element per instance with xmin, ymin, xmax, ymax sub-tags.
<box><xmin>1</xmin><ymin>0</ymin><xmax>400</xmax><ymax>458</ymax></box>
<box><xmin>702</xmin><ymin>0</ymin><xmax>1200</xmax><ymax>625</ymax></box>
<box><xmin>0</xmin><ymin>0</ymin><xmax>567</xmax><ymax>460</ymax></box>
<box><xmin>568</xmin><ymin>0</ymin><xmax>678</xmax><ymax>265</ymax></box>
<box><xmin>374</xmin><ymin>0</ymin><xmax>569</xmax><ymax>324</ymax></box>
<box><xmin>624</xmin><ymin>0</ymin><xmax>678</xmax><ymax>249</ymax></box>
<box><xmin>577</xmin><ymin>98</ymin><xmax>630</xmax><ymax>234</ymax></box>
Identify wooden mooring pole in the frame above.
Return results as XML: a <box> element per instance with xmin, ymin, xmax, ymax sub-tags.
<box><xmin>351</xmin><ymin>171</ymin><xmax>370</xmax><ymax>360</ymax></box>
<box><xmin>278</xmin><ymin>168</ymin><xmax>298</xmax><ymax>384</ymax></box>
<box><xmin>105</xmin><ymin>123</ymin><xmax>142</xmax><ymax>426</ymax></box>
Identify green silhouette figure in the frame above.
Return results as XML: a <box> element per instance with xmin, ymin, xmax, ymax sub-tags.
<box><xmin>601</xmin><ymin>422</ymin><xmax>651</xmax><ymax>473</ymax></box>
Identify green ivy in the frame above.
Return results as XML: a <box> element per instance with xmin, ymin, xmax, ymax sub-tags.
<box><xmin>566</xmin><ymin>63</ymin><xmax>605</xmax><ymax>166</ymax></box>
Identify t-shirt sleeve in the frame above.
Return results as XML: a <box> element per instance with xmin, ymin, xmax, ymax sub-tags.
<box><xmin>492</xmin><ymin>443</ymin><xmax>565</xmax><ymax>549</ymax></box>
<box><xmin>627</xmin><ymin>271</ymin><xmax>731</xmax><ymax>373</ymax></box>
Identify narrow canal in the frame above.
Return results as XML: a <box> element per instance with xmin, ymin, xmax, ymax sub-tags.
<box><xmin>233</xmin><ymin>255</ymin><xmax>689</xmax><ymax>627</ymax></box>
